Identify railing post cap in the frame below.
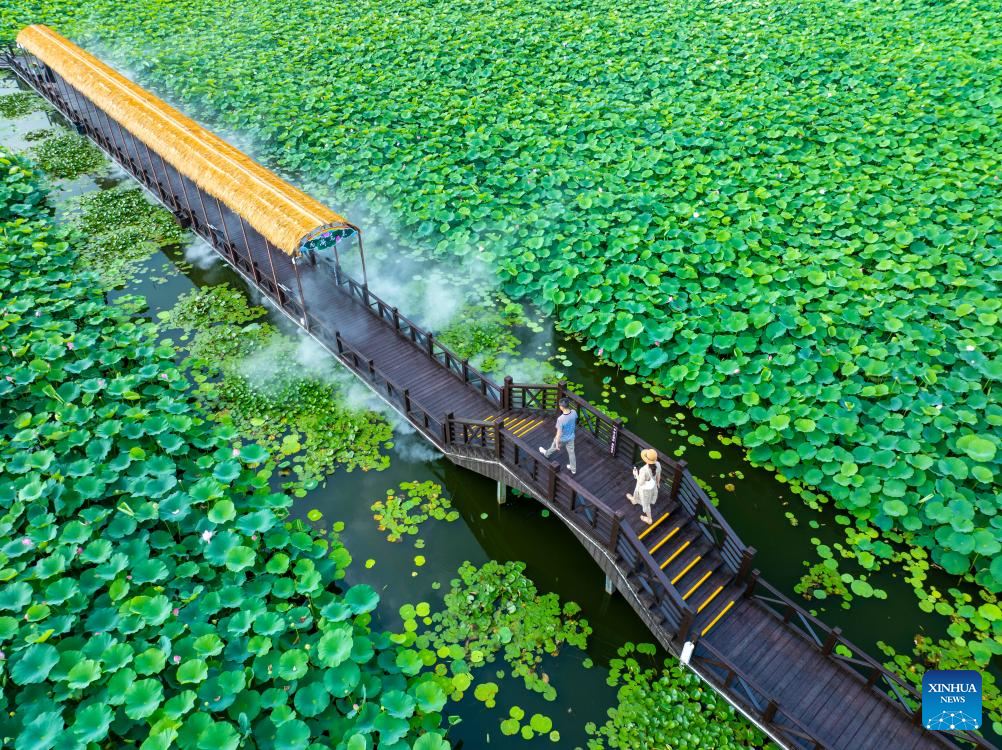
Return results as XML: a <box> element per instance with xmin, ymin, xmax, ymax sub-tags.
<box><xmin>677</xmin><ymin>459</ymin><xmax>689</xmax><ymax>470</ymax></box>
<box><xmin>504</xmin><ymin>375</ymin><xmax>513</xmax><ymax>384</ymax></box>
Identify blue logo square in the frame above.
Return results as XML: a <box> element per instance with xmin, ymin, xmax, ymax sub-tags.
<box><xmin>922</xmin><ymin>669</ymin><xmax>982</xmax><ymax>731</ymax></box>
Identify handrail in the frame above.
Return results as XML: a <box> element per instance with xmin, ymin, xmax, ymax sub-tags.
<box><xmin>747</xmin><ymin>578</ymin><xmax>991</xmax><ymax>749</ymax></box>
<box><xmin>618</xmin><ymin>520</ymin><xmax>694</xmax><ymax>639</ymax></box>
<box><xmin>692</xmin><ymin>638</ymin><xmax>831</xmax><ymax>750</ymax></box>
<box><xmin>330</xmin><ymin>261</ymin><xmax>504</xmax><ymax>406</ymax></box>
<box><xmin>304</xmin><ymin>312</ymin><xmax>445</xmax><ymax>443</ymax></box>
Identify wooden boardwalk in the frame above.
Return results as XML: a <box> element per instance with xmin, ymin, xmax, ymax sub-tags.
<box><xmin>6</xmin><ymin>48</ymin><xmax>993</xmax><ymax>750</ymax></box>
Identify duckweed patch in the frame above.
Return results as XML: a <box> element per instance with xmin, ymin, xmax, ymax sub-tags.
<box><xmin>64</xmin><ymin>185</ymin><xmax>188</xmax><ymax>286</ymax></box>
<box><xmin>31</xmin><ymin>129</ymin><xmax>106</xmax><ymax>178</ymax></box>
<box><xmin>0</xmin><ymin>90</ymin><xmax>50</xmax><ymax>118</ymax></box>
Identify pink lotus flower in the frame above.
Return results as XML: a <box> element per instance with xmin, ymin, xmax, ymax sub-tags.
<box><xmin>97</xmin><ymin>379</ymin><xmax>106</xmax><ymax>388</ymax></box>
<box><xmin>160</xmin><ymin>373</ymin><xmax>168</xmax><ymax>380</ymax></box>
<box><xmin>172</xmin><ymin>608</ymin><xmax>180</xmax><ymax>616</ymax></box>
<box><xmin>126</xmin><ymin>575</ymin><xmax>132</xmax><ymax>580</ymax></box>
<box><xmin>597</xmin><ymin>348</ymin><xmax>604</xmax><ymax>356</ymax></box>
<box><xmin>231</xmin><ymin>448</ymin><xmax>240</xmax><ymax>457</ymax></box>
<box><xmin>173</xmin><ymin>655</ymin><xmax>181</xmax><ymax>664</ymax></box>
<box><xmin>35</xmin><ymin>311</ymin><xmax>41</xmax><ymax>317</ymax></box>
<box><xmin>0</xmin><ymin>651</ymin><xmax>6</xmax><ymax>660</ymax></box>
<box><xmin>66</xmin><ymin>342</ymin><xmax>74</xmax><ymax>350</ymax></box>
<box><xmin>767</xmin><ymin>355</ymin><xmax>773</xmax><ymax>361</ymax></box>
<box><xmin>76</xmin><ymin>547</ymin><xmax>83</xmax><ymax>555</ymax></box>
<box><xmin>21</xmin><ymin>538</ymin><xmax>31</xmax><ymax>547</ymax></box>
<box><xmin>733</xmin><ymin>368</ymin><xmax>740</xmax><ymax>374</ymax></box>
<box><xmin>201</xmin><ymin>530</ymin><xmax>213</xmax><ymax>542</ymax></box>
<box><xmin>5</xmin><ymin>376</ymin><xmax>12</xmax><ymax>383</ymax></box>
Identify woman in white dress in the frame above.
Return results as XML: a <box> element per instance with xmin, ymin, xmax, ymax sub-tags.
<box><xmin>627</xmin><ymin>448</ymin><xmax>662</xmax><ymax>524</ymax></box>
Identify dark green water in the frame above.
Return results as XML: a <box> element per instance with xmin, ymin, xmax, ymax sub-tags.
<box><xmin>4</xmin><ymin>71</ymin><xmax>996</xmax><ymax>748</ymax></box>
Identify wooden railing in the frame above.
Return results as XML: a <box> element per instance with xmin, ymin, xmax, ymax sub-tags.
<box><xmin>331</xmin><ymin>262</ymin><xmax>504</xmax><ymax>405</ymax></box>
<box><xmin>746</xmin><ymin>578</ymin><xmax>992</xmax><ymax>749</ymax></box>
<box><xmin>691</xmin><ymin>638</ymin><xmax>830</xmax><ymax>750</ymax></box>
<box><xmin>299</xmin><ymin>312</ymin><xmax>444</xmax><ymax>443</ymax></box>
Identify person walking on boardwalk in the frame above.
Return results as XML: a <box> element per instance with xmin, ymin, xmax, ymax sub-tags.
<box><xmin>627</xmin><ymin>448</ymin><xmax>661</xmax><ymax>524</ymax></box>
<box><xmin>539</xmin><ymin>398</ymin><xmax>577</xmax><ymax>475</ymax></box>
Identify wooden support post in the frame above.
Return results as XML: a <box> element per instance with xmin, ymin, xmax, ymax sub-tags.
<box><xmin>497</xmin><ymin>480</ymin><xmax>507</xmax><ymax>505</ymax></box>
<box><xmin>291</xmin><ymin>255</ymin><xmax>310</xmax><ymax>327</ymax></box>
<box><xmin>675</xmin><ymin>608</ymin><xmax>694</xmax><ymax>647</ymax></box>
<box><xmin>546</xmin><ymin>460</ymin><xmax>559</xmax><ymax>501</ymax></box>
<box><xmin>821</xmin><ymin>626</ymin><xmax>841</xmax><ymax>656</ymax></box>
<box><xmin>426</xmin><ymin>332</ymin><xmax>435</xmax><ymax>358</ymax></box>
<box><xmin>403</xmin><ymin>389</ymin><xmax>412</xmax><ymax>415</ymax></box>
<box><xmin>670</xmin><ymin>459</ymin><xmax>688</xmax><ymax>502</ymax></box>
<box><xmin>736</xmin><ymin>546</ymin><xmax>757</xmax><ymax>583</ymax></box>
<box><xmin>609</xmin><ymin>510</ymin><xmax>624</xmax><ymax>553</ymax></box>
<box><xmin>744</xmin><ymin>569</ymin><xmax>760</xmax><ymax>598</ymax></box>
<box><xmin>392</xmin><ymin>307</ymin><xmax>401</xmax><ymax>332</ymax></box>
<box><xmin>610</xmin><ymin>418</ymin><xmax>622</xmax><ymax>457</ymax></box>
<box><xmin>763</xmin><ymin>700</ymin><xmax>778</xmax><ymax>724</ymax></box>
<box><xmin>443</xmin><ymin>412</ymin><xmax>454</xmax><ymax>445</ymax></box>
<box><xmin>334</xmin><ymin>331</ymin><xmax>345</xmax><ymax>354</ymax></box>
<box><xmin>604</xmin><ymin>575</ymin><xmax>615</xmax><ymax>596</ymax></box>
<box><xmin>503</xmin><ymin>375</ymin><xmax>513</xmax><ymax>411</ymax></box>
<box><xmin>494</xmin><ymin>419</ymin><xmax>504</xmax><ymax>460</ymax></box>
<box><xmin>367</xmin><ymin>359</ymin><xmax>376</xmax><ymax>380</ymax></box>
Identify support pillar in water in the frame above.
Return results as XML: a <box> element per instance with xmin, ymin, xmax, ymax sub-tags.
<box><xmin>605</xmin><ymin>575</ymin><xmax>615</xmax><ymax>595</ymax></box>
<box><xmin>497</xmin><ymin>480</ymin><xmax>507</xmax><ymax>505</ymax></box>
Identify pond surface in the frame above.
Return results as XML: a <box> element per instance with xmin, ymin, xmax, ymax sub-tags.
<box><xmin>4</xmin><ymin>70</ymin><xmax>997</xmax><ymax>748</ymax></box>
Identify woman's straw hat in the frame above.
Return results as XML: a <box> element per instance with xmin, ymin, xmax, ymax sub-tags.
<box><xmin>641</xmin><ymin>448</ymin><xmax>658</xmax><ymax>464</ymax></box>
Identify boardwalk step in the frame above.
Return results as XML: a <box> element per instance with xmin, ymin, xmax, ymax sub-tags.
<box><xmin>694</xmin><ymin>584</ymin><xmax>743</xmax><ymax>638</ymax></box>
<box><xmin>482</xmin><ymin>414</ymin><xmax>545</xmax><ymax>440</ymax></box>
<box><xmin>651</xmin><ymin>523</ymin><xmax>701</xmax><ymax>569</ymax></box>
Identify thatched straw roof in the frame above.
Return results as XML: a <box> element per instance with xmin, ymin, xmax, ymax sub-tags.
<box><xmin>16</xmin><ymin>24</ymin><xmax>353</xmax><ymax>255</ymax></box>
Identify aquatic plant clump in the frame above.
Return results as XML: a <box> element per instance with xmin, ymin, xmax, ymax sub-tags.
<box><xmin>0</xmin><ymin>90</ymin><xmax>51</xmax><ymax>118</ymax></box>
<box><xmin>30</xmin><ymin>129</ymin><xmax>106</xmax><ymax>178</ymax></box>
<box><xmin>160</xmin><ymin>285</ymin><xmax>393</xmax><ymax>488</ymax></box>
<box><xmin>0</xmin><ymin>146</ymin><xmax>452</xmax><ymax>750</ymax></box>
<box><xmin>63</xmin><ymin>185</ymin><xmax>188</xmax><ymax>286</ymax></box>
<box><xmin>406</xmin><ymin>561</ymin><xmax>591</xmax><ymax>699</ymax></box>
<box><xmin>585</xmin><ymin>643</ymin><xmax>774</xmax><ymax>749</ymax></box>
<box><xmin>372</xmin><ymin>480</ymin><xmax>460</xmax><ymax>544</ymax></box>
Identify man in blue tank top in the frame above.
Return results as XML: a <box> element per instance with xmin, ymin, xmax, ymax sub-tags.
<box><xmin>539</xmin><ymin>398</ymin><xmax>577</xmax><ymax>474</ymax></box>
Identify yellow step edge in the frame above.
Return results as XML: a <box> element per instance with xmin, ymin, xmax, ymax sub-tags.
<box><xmin>683</xmin><ymin>570</ymin><xmax>713</xmax><ymax>600</ymax></box>
<box><xmin>506</xmin><ymin>417</ymin><xmax>530</xmax><ymax>431</ymax></box>
<box><xmin>658</xmin><ymin>539</ymin><xmax>689</xmax><ymax>570</ymax></box>
<box><xmin>700</xmin><ymin>600</ymin><xmax>735</xmax><ymax>637</ymax></box>
<box><xmin>671</xmin><ymin>555</ymin><xmax>701</xmax><ymax>585</ymax></box>
<box><xmin>484</xmin><ymin>414</ymin><xmax>498</xmax><ymax>422</ymax></box>
<box><xmin>648</xmin><ymin>526</ymin><xmax>679</xmax><ymax>556</ymax></box>
<box><xmin>638</xmin><ymin>510</ymin><xmax>672</xmax><ymax>540</ymax></box>
<box><xmin>696</xmin><ymin>585</ymin><xmax>724</xmax><ymax>614</ymax></box>
<box><xmin>513</xmin><ymin>419</ymin><xmax>543</xmax><ymax>437</ymax></box>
